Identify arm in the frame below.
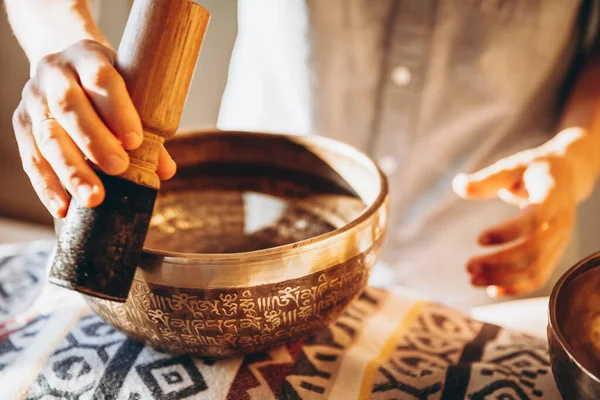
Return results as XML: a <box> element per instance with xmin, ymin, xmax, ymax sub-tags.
<box><xmin>5</xmin><ymin>0</ymin><xmax>175</xmax><ymax>219</ymax></box>
<box><xmin>5</xmin><ymin>0</ymin><xmax>111</xmax><ymax>75</ymax></box>
<box><xmin>547</xmin><ymin>47</ymin><xmax>600</xmax><ymax>203</ymax></box>
<box><xmin>453</xmin><ymin>46</ymin><xmax>600</xmax><ymax>297</ymax></box>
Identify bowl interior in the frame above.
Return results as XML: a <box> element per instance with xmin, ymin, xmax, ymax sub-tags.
<box><xmin>144</xmin><ymin>131</ymin><xmax>383</xmax><ymax>255</ymax></box>
<box><xmin>553</xmin><ymin>255</ymin><xmax>600</xmax><ymax>379</ymax></box>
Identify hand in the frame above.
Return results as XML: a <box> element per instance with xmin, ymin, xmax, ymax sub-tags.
<box><xmin>452</xmin><ymin>146</ymin><xmax>577</xmax><ymax>297</ymax></box>
<box><xmin>12</xmin><ymin>39</ymin><xmax>177</xmax><ymax>219</ymax></box>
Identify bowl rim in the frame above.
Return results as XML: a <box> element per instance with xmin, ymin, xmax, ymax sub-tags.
<box><xmin>139</xmin><ymin>129</ymin><xmax>389</xmax><ymax>264</ymax></box>
<box><xmin>548</xmin><ymin>250</ymin><xmax>600</xmax><ymax>383</ymax></box>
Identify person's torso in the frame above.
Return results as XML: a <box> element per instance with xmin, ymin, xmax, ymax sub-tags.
<box><xmin>219</xmin><ymin>0</ymin><xmax>596</xmax><ymax>308</ymax></box>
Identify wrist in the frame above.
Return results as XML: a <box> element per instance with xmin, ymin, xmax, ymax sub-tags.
<box><xmin>544</xmin><ymin>127</ymin><xmax>600</xmax><ymax>203</ymax></box>
<box><xmin>7</xmin><ymin>0</ymin><xmax>112</xmax><ymax>76</ymax></box>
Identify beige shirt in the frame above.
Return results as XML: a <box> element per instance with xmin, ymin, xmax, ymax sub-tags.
<box><xmin>219</xmin><ymin>0</ymin><xmax>599</xmax><ymax>309</ymax></box>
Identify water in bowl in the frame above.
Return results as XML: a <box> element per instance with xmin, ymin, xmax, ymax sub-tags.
<box><xmin>144</xmin><ymin>163</ymin><xmax>366</xmax><ymax>254</ymax></box>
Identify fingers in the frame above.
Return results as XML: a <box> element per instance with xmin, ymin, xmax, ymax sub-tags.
<box><xmin>469</xmin><ymin>224</ymin><xmax>569</xmax><ymax>287</ymax></box>
<box><xmin>476</xmin><ymin>159</ymin><xmax>573</xmax><ymax>248</ymax></box>
<box><xmin>12</xmin><ymin>102</ymin><xmax>69</xmax><ymax>218</ymax></box>
<box><xmin>65</xmin><ymin>40</ymin><xmax>143</xmax><ymax>149</ymax></box>
<box><xmin>468</xmin><ymin>163</ymin><xmax>576</xmax><ymax>296</ymax></box>
<box><xmin>469</xmin><ymin>222</ymin><xmax>551</xmax><ymax>284</ymax></box>
<box><xmin>477</xmin><ymin>206</ymin><xmax>540</xmax><ymax>245</ymax></box>
<box><xmin>461</xmin><ymin>149</ymin><xmax>577</xmax><ymax>297</ymax></box>
<box><xmin>22</xmin><ymin>80</ymin><xmax>105</xmax><ymax>208</ymax></box>
<box><xmin>468</xmin><ymin>201</ymin><xmax>573</xmax><ymax>298</ymax></box>
<box><xmin>453</xmin><ymin>159</ymin><xmax>527</xmax><ymax>200</ymax></box>
<box><xmin>486</xmin><ymin>236</ymin><xmax>570</xmax><ymax>297</ymax></box>
<box><xmin>36</xmin><ymin>55</ymin><xmax>130</xmax><ymax>176</ymax></box>
<box><xmin>157</xmin><ymin>146</ymin><xmax>177</xmax><ymax>180</ymax></box>
<box><xmin>15</xmin><ymin>39</ymin><xmax>174</xmax><ymax>218</ymax></box>
<box><xmin>33</xmin><ymin>118</ymin><xmax>105</xmax><ymax>208</ymax></box>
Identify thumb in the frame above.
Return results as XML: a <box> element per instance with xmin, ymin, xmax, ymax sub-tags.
<box><xmin>453</xmin><ymin>160</ymin><xmax>527</xmax><ymax>200</ymax></box>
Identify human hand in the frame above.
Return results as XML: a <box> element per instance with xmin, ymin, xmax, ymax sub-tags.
<box><xmin>452</xmin><ymin>145</ymin><xmax>577</xmax><ymax>297</ymax></box>
<box><xmin>12</xmin><ymin>39</ymin><xmax>177</xmax><ymax>219</ymax></box>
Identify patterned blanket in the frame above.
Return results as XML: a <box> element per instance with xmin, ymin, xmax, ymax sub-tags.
<box><xmin>0</xmin><ymin>241</ymin><xmax>560</xmax><ymax>399</ymax></box>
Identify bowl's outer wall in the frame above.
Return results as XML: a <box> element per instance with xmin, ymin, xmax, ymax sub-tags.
<box><xmin>85</xmin><ymin>233</ymin><xmax>385</xmax><ymax>357</ymax></box>
<box><xmin>62</xmin><ymin>130</ymin><xmax>390</xmax><ymax>357</ymax></box>
<box><xmin>548</xmin><ymin>252</ymin><xmax>600</xmax><ymax>400</ymax></box>
<box><xmin>549</xmin><ymin>324</ymin><xmax>600</xmax><ymax>400</ymax></box>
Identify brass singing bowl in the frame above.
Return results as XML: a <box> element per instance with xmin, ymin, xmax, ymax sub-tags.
<box><xmin>55</xmin><ymin>130</ymin><xmax>389</xmax><ymax>357</ymax></box>
<box><xmin>549</xmin><ymin>253</ymin><xmax>600</xmax><ymax>399</ymax></box>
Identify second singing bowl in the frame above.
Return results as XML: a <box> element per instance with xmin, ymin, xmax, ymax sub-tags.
<box><xmin>549</xmin><ymin>253</ymin><xmax>600</xmax><ymax>399</ymax></box>
<box><xmin>55</xmin><ymin>130</ymin><xmax>389</xmax><ymax>357</ymax></box>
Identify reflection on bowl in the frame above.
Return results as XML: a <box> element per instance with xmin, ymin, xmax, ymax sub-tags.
<box><xmin>55</xmin><ymin>130</ymin><xmax>389</xmax><ymax>357</ymax></box>
<box><xmin>549</xmin><ymin>253</ymin><xmax>600</xmax><ymax>399</ymax></box>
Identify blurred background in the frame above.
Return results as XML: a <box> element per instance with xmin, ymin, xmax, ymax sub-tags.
<box><xmin>1</xmin><ymin>0</ymin><xmax>600</xmax><ymax>268</ymax></box>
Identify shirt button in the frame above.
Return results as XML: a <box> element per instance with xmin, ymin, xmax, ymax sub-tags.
<box><xmin>378</xmin><ymin>156</ymin><xmax>398</xmax><ymax>175</ymax></box>
<box><xmin>391</xmin><ymin>66</ymin><xmax>412</xmax><ymax>87</ymax></box>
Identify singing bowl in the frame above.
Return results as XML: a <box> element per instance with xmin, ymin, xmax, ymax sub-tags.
<box><xmin>55</xmin><ymin>130</ymin><xmax>389</xmax><ymax>357</ymax></box>
<box><xmin>549</xmin><ymin>252</ymin><xmax>600</xmax><ymax>399</ymax></box>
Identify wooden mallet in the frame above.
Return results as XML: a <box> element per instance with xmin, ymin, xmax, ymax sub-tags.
<box><xmin>49</xmin><ymin>0</ymin><xmax>210</xmax><ymax>302</ymax></box>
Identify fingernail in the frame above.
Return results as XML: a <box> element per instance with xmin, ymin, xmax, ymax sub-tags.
<box><xmin>452</xmin><ymin>174</ymin><xmax>469</xmax><ymax>197</ymax></box>
<box><xmin>479</xmin><ymin>234</ymin><xmax>491</xmax><ymax>245</ymax></box>
<box><xmin>472</xmin><ymin>276</ymin><xmax>487</xmax><ymax>286</ymax></box>
<box><xmin>168</xmin><ymin>155</ymin><xmax>177</xmax><ymax>171</ymax></box>
<box><xmin>480</xmin><ymin>233</ymin><xmax>497</xmax><ymax>246</ymax></box>
<box><xmin>123</xmin><ymin>132</ymin><xmax>142</xmax><ymax>149</ymax></box>
<box><xmin>468</xmin><ymin>262</ymin><xmax>481</xmax><ymax>275</ymax></box>
<box><xmin>105</xmin><ymin>154</ymin><xmax>128</xmax><ymax>175</ymax></box>
<box><xmin>77</xmin><ymin>184</ymin><xmax>94</xmax><ymax>204</ymax></box>
<box><xmin>48</xmin><ymin>199</ymin><xmax>62</xmax><ymax>217</ymax></box>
